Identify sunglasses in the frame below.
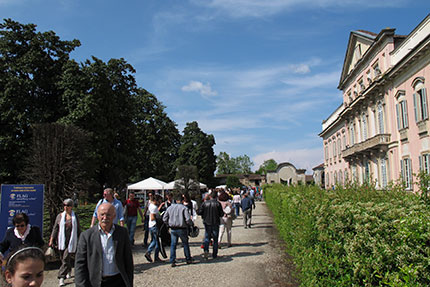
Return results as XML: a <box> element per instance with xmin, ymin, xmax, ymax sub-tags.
<box><xmin>64</xmin><ymin>204</ymin><xmax>72</xmax><ymax>207</ymax></box>
<box><xmin>15</xmin><ymin>224</ymin><xmax>26</xmax><ymax>228</ymax></box>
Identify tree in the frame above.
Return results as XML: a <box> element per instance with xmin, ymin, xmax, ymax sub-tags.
<box><xmin>0</xmin><ymin>19</ymin><xmax>80</xmax><ymax>183</ymax></box>
<box><xmin>216</xmin><ymin>152</ymin><xmax>254</xmax><ymax>174</ymax></box>
<box><xmin>24</xmin><ymin>123</ymin><xmax>93</xmax><ymax>231</ymax></box>
<box><xmin>60</xmin><ymin>57</ymin><xmax>139</xmax><ymax>190</ymax></box>
<box><xmin>216</xmin><ymin>152</ymin><xmax>237</xmax><ymax>174</ymax></box>
<box><xmin>235</xmin><ymin>155</ymin><xmax>253</xmax><ymax>174</ymax></box>
<box><xmin>256</xmin><ymin>159</ymin><xmax>278</xmax><ymax>174</ymax></box>
<box><xmin>176</xmin><ymin>121</ymin><xmax>216</xmax><ymax>186</ymax></box>
<box><xmin>175</xmin><ymin>165</ymin><xmax>200</xmax><ymax>193</ymax></box>
<box><xmin>226</xmin><ymin>175</ymin><xmax>242</xmax><ymax>188</ymax></box>
<box><xmin>131</xmin><ymin>89</ymin><xmax>180</xmax><ymax>182</ymax></box>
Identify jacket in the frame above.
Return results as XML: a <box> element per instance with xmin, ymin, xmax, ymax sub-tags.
<box><xmin>198</xmin><ymin>198</ymin><xmax>223</xmax><ymax>226</ymax></box>
<box><xmin>74</xmin><ymin>224</ymin><xmax>133</xmax><ymax>287</ymax></box>
<box><xmin>162</xmin><ymin>204</ymin><xmax>193</xmax><ymax>229</ymax></box>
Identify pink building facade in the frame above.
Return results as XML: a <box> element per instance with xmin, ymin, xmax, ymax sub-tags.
<box><xmin>320</xmin><ymin>14</ymin><xmax>430</xmax><ymax>191</ymax></box>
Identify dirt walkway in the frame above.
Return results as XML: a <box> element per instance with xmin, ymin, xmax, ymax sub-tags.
<box><xmin>43</xmin><ymin>201</ymin><xmax>299</xmax><ymax>287</ymax></box>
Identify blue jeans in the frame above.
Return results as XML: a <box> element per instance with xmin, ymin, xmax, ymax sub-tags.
<box><xmin>126</xmin><ymin>216</ymin><xmax>137</xmax><ymax>244</ymax></box>
<box><xmin>147</xmin><ymin>226</ymin><xmax>159</xmax><ymax>259</ymax></box>
<box><xmin>234</xmin><ymin>203</ymin><xmax>241</xmax><ymax>216</ymax></box>
<box><xmin>203</xmin><ymin>224</ymin><xmax>220</xmax><ymax>258</ymax></box>
<box><xmin>170</xmin><ymin>229</ymin><xmax>191</xmax><ymax>263</ymax></box>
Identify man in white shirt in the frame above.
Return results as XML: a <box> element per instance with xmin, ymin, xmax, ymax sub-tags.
<box><xmin>144</xmin><ymin>194</ymin><xmax>163</xmax><ymax>263</ymax></box>
<box><xmin>75</xmin><ymin>203</ymin><xmax>133</xmax><ymax>287</ymax></box>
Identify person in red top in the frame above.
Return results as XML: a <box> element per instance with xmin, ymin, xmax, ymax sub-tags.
<box><xmin>124</xmin><ymin>191</ymin><xmax>144</xmax><ymax>245</ymax></box>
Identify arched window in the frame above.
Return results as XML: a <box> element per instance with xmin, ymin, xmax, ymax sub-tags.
<box><xmin>377</xmin><ymin>103</ymin><xmax>385</xmax><ymax>134</ymax></box>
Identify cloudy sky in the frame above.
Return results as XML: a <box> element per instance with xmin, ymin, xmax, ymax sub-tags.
<box><xmin>1</xmin><ymin>0</ymin><xmax>429</xmax><ymax>172</ymax></box>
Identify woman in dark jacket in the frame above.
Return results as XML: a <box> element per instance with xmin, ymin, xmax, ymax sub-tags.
<box><xmin>0</xmin><ymin>213</ymin><xmax>44</xmax><ymax>261</ymax></box>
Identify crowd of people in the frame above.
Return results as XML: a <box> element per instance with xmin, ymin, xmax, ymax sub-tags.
<box><xmin>0</xmin><ymin>186</ymin><xmax>260</xmax><ymax>287</ymax></box>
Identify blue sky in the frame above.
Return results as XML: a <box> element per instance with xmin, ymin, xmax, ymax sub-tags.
<box><xmin>1</xmin><ymin>0</ymin><xmax>429</xmax><ymax>173</ymax></box>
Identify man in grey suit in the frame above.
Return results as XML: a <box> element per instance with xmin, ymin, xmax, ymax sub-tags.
<box><xmin>75</xmin><ymin>203</ymin><xmax>133</xmax><ymax>287</ymax></box>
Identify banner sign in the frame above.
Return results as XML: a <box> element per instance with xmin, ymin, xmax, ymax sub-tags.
<box><xmin>0</xmin><ymin>184</ymin><xmax>44</xmax><ymax>243</ymax></box>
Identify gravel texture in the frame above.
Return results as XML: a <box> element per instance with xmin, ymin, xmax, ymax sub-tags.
<box><xmin>42</xmin><ymin>201</ymin><xmax>299</xmax><ymax>287</ymax></box>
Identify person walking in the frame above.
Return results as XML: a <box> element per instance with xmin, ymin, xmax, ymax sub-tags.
<box><xmin>198</xmin><ymin>190</ymin><xmax>223</xmax><ymax>259</ymax></box>
<box><xmin>90</xmin><ymin>188</ymin><xmax>124</xmax><ymax>227</ymax></box>
<box><xmin>49</xmin><ymin>198</ymin><xmax>81</xmax><ymax>286</ymax></box>
<box><xmin>241</xmin><ymin>192</ymin><xmax>254</xmax><ymax>228</ymax></box>
<box><xmin>162</xmin><ymin>193</ymin><xmax>194</xmax><ymax>267</ymax></box>
<box><xmin>75</xmin><ymin>203</ymin><xmax>133</xmax><ymax>287</ymax></box>
<box><xmin>233</xmin><ymin>191</ymin><xmax>241</xmax><ymax>217</ymax></box>
<box><xmin>124</xmin><ymin>191</ymin><xmax>144</xmax><ymax>245</ymax></box>
<box><xmin>144</xmin><ymin>194</ymin><xmax>163</xmax><ymax>263</ymax></box>
<box><xmin>218</xmin><ymin>191</ymin><xmax>234</xmax><ymax>248</ymax></box>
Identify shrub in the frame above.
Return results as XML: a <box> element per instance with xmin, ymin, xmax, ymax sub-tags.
<box><xmin>265</xmin><ymin>183</ymin><xmax>430</xmax><ymax>286</ymax></box>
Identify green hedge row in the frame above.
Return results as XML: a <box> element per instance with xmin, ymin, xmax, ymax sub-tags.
<box><xmin>265</xmin><ymin>183</ymin><xmax>430</xmax><ymax>286</ymax></box>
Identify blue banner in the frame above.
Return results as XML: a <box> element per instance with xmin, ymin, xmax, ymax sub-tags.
<box><xmin>0</xmin><ymin>184</ymin><xmax>44</xmax><ymax>244</ymax></box>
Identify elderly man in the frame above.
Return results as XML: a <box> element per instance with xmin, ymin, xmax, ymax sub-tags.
<box><xmin>91</xmin><ymin>188</ymin><xmax>124</xmax><ymax>227</ymax></box>
<box><xmin>75</xmin><ymin>203</ymin><xmax>133</xmax><ymax>287</ymax></box>
<box><xmin>162</xmin><ymin>193</ymin><xmax>194</xmax><ymax>267</ymax></box>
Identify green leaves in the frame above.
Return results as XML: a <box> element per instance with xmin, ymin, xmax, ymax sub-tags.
<box><xmin>265</xmin><ymin>184</ymin><xmax>430</xmax><ymax>286</ymax></box>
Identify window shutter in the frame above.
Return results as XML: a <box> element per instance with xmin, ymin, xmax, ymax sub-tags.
<box><xmin>396</xmin><ymin>103</ymin><xmax>401</xmax><ymax>130</ymax></box>
<box><xmin>400</xmin><ymin>159</ymin><xmax>404</xmax><ymax>180</ymax></box>
<box><xmin>419</xmin><ymin>155</ymin><xmax>423</xmax><ymax>171</ymax></box>
<box><xmin>422</xmin><ymin>88</ymin><xmax>428</xmax><ymax>120</ymax></box>
<box><xmin>413</xmin><ymin>93</ymin><xmax>418</xmax><ymax>122</ymax></box>
<box><xmin>404</xmin><ymin>101</ymin><xmax>409</xmax><ymax>128</ymax></box>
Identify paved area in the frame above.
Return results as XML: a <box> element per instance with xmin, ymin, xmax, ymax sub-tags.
<box><xmin>43</xmin><ymin>201</ymin><xmax>299</xmax><ymax>287</ymax></box>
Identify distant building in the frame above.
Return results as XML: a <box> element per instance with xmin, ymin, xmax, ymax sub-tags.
<box><xmin>312</xmin><ymin>163</ymin><xmax>325</xmax><ymax>188</ymax></box>
<box><xmin>266</xmin><ymin>162</ymin><xmax>308</xmax><ymax>185</ymax></box>
<box><xmin>215</xmin><ymin>173</ymin><xmax>264</xmax><ymax>187</ymax></box>
<box><xmin>320</xmin><ymin>14</ymin><xmax>430</xmax><ymax>191</ymax></box>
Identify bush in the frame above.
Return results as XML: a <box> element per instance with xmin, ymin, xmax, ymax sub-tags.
<box><xmin>265</xmin><ymin>183</ymin><xmax>430</xmax><ymax>286</ymax></box>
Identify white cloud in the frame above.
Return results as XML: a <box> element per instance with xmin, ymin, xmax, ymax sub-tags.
<box><xmin>253</xmin><ymin>148</ymin><xmax>324</xmax><ymax>173</ymax></box>
<box><xmin>193</xmin><ymin>0</ymin><xmax>408</xmax><ymax>18</ymax></box>
<box><xmin>182</xmin><ymin>80</ymin><xmax>218</xmax><ymax>98</ymax></box>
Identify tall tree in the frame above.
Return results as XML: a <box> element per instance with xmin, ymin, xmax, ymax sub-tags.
<box><xmin>24</xmin><ymin>123</ymin><xmax>92</xmax><ymax>231</ymax></box>
<box><xmin>0</xmin><ymin>19</ymin><xmax>80</xmax><ymax>183</ymax></box>
<box><xmin>176</xmin><ymin>121</ymin><xmax>216</xmax><ymax>185</ymax></box>
<box><xmin>132</xmin><ymin>89</ymin><xmax>180</xmax><ymax>182</ymax></box>
<box><xmin>216</xmin><ymin>152</ymin><xmax>237</xmax><ymax>174</ymax></box>
<box><xmin>60</xmin><ymin>57</ymin><xmax>138</xmax><ymax>190</ymax></box>
<box><xmin>235</xmin><ymin>155</ymin><xmax>253</xmax><ymax>174</ymax></box>
<box><xmin>256</xmin><ymin>159</ymin><xmax>278</xmax><ymax>174</ymax></box>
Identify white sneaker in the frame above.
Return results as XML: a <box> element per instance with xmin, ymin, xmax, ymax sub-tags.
<box><xmin>59</xmin><ymin>278</ymin><xmax>65</xmax><ymax>286</ymax></box>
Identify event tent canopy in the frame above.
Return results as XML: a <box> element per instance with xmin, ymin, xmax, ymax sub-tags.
<box><xmin>127</xmin><ymin>177</ymin><xmax>166</xmax><ymax>190</ymax></box>
<box><xmin>165</xmin><ymin>179</ymin><xmax>207</xmax><ymax>190</ymax></box>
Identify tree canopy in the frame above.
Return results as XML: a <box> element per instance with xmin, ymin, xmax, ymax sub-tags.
<box><xmin>216</xmin><ymin>152</ymin><xmax>254</xmax><ymax>175</ymax></box>
<box><xmin>256</xmin><ymin>159</ymin><xmax>278</xmax><ymax>174</ymax></box>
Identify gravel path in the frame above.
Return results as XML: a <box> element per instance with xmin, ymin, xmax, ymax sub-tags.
<box><xmin>43</xmin><ymin>201</ymin><xmax>299</xmax><ymax>287</ymax></box>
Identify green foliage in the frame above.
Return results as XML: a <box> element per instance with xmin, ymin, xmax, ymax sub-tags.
<box><xmin>216</xmin><ymin>152</ymin><xmax>254</xmax><ymax>175</ymax></box>
<box><xmin>256</xmin><ymin>159</ymin><xmax>278</xmax><ymax>174</ymax></box>
<box><xmin>226</xmin><ymin>175</ymin><xmax>241</xmax><ymax>188</ymax></box>
<box><xmin>265</xmin><ymin>183</ymin><xmax>430</xmax><ymax>287</ymax></box>
<box><xmin>176</xmin><ymin>121</ymin><xmax>216</xmax><ymax>185</ymax></box>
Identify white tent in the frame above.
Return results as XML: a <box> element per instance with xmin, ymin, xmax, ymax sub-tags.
<box><xmin>127</xmin><ymin>177</ymin><xmax>166</xmax><ymax>190</ymax></box>
<box><xmin>165</xmin><ymin>179</ymin><xmax>207</xmax><ymax>190</ymax></box>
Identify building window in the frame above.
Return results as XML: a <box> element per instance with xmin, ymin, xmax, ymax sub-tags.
<box><xmin>380</xmin><ymin>158</ymin><xmax>387</xmax><ymax>188</ymax></box>
<box><xmin>363</xmin><ymin>159</ymin><xmax>370</xmax><ymax>183</ymax></box>
<box><xmin>400</xmin><ymin>158</ymin><xmax>413</xmax><ymax>190</ymax></box>
<box><xmin>342</xmin><ymin>135</ymin><xmax>346</xmax><ymax>149</ymax></box>
<box><xmin>358</xmin><ymin>78</ymin><xmax>365</xmax><ymax>92</ymax></box>
<box><xmin>377</xmin><ymin>103</ymin><xmax>385</xmax><ymax>134</ymax></box>
<box><xmin>396</xmin><ymin>99</ymin><xmax>409</xmax><ymax>130</ymax></box>
<box><xmin>419</xmin><ymin>154</ymin><xmax>430</xmax><ymax>174</ymax></box>
<box><xmin>337</xmin><ymin>139</ymin><xmax>341</xmax><ymax>157</ymax></box>
<box><xmin>324</xmin><ymin>145</ymin><xmax>329</xmax><ymax>162</ymax></box>
<box><xmin>333</xmin><ymin>139</ymin><xmax>337</xmax><ymax>160</ymax></box>
<box><xmin>349</xmin><ymin>123</ymin><xmax>355</xmax><ymax>145</ymax></box>
<box><xmin>361</xmin><ymin>114</ymin><xmax>368</xmax><ymax>141</ymax></box>
<box><xmin>366</xmin><ymin>70</ymin><xmax>372</xmax><ymax>85</ymax></box>
<box><xmin>344</xmin><ymin>169</ymin><xmax>348</xmax><ymax>183</ymax></box>
<box><xmin>372</xmin><ymin>62</ymin><xmax>381</xmax><ymax>78</ymax></box>
<box><xmin>412</xmin><ymin>80</ymin><xmax>428</xmax><ymax>123</ymax></box>
<box><xmin>352</xmin><ymin>165</ymin><xmax>357</xmax><ymax>182</ymax></box>
<box><xmin>338</xmin><ymin>170</ymin><xmax>343</xmax><ymax>185</ymax></box>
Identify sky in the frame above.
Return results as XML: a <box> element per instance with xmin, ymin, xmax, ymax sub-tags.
<box><xmin>1</xmin><ymin>1</ymin><xmax>430</xmax><ymax>173</ymax></box>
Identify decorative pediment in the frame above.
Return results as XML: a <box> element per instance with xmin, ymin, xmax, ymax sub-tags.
<box><xmin>339</xmin><ymin>31</ymin><xmax>376</xmax><ymax>89</ymax></box>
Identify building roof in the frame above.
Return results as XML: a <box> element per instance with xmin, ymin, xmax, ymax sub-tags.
<box><xmin>312</xmin><ymin>163</ymin><xmax>324</xmax><ymax>170</ymax></box>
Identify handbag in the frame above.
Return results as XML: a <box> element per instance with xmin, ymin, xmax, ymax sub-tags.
<box><xmin>45</xmin><ymin>247</ymin><xmax>55</xmax><ymax>257</ymax></box>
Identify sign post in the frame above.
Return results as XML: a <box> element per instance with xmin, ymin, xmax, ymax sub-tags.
<box><xmin>0</xmin><ymin>184</ymin><xmax>44</xmax><ymax>244</ymax></box>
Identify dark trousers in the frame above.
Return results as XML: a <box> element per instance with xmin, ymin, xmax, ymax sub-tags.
<box><xmin>203</xmin><ymin>224</ymin><xmax>220</xmax><ymax>258</ymax></box>
<box><xmin>101</xmin><ymin>273</ymin><xmax>126</xmax><ymax>287</ymax></box>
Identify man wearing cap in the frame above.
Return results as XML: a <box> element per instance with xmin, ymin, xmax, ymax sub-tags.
<box><xmin>75</xmin><ymin>203</ymin><xmax>133</xmax><ymax>287</ymax></box>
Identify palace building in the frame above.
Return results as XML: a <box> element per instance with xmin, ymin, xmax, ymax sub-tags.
<box><xmin>320</xmin><ymin>14</ymin><xmax>430</xmax><ymax>191</ymax></box>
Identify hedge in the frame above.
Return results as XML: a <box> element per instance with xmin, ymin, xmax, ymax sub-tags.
<box><xmin>265</xmin><ymin>183</ymin><xmax>430</xmax><ymax>286</ymax></box>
